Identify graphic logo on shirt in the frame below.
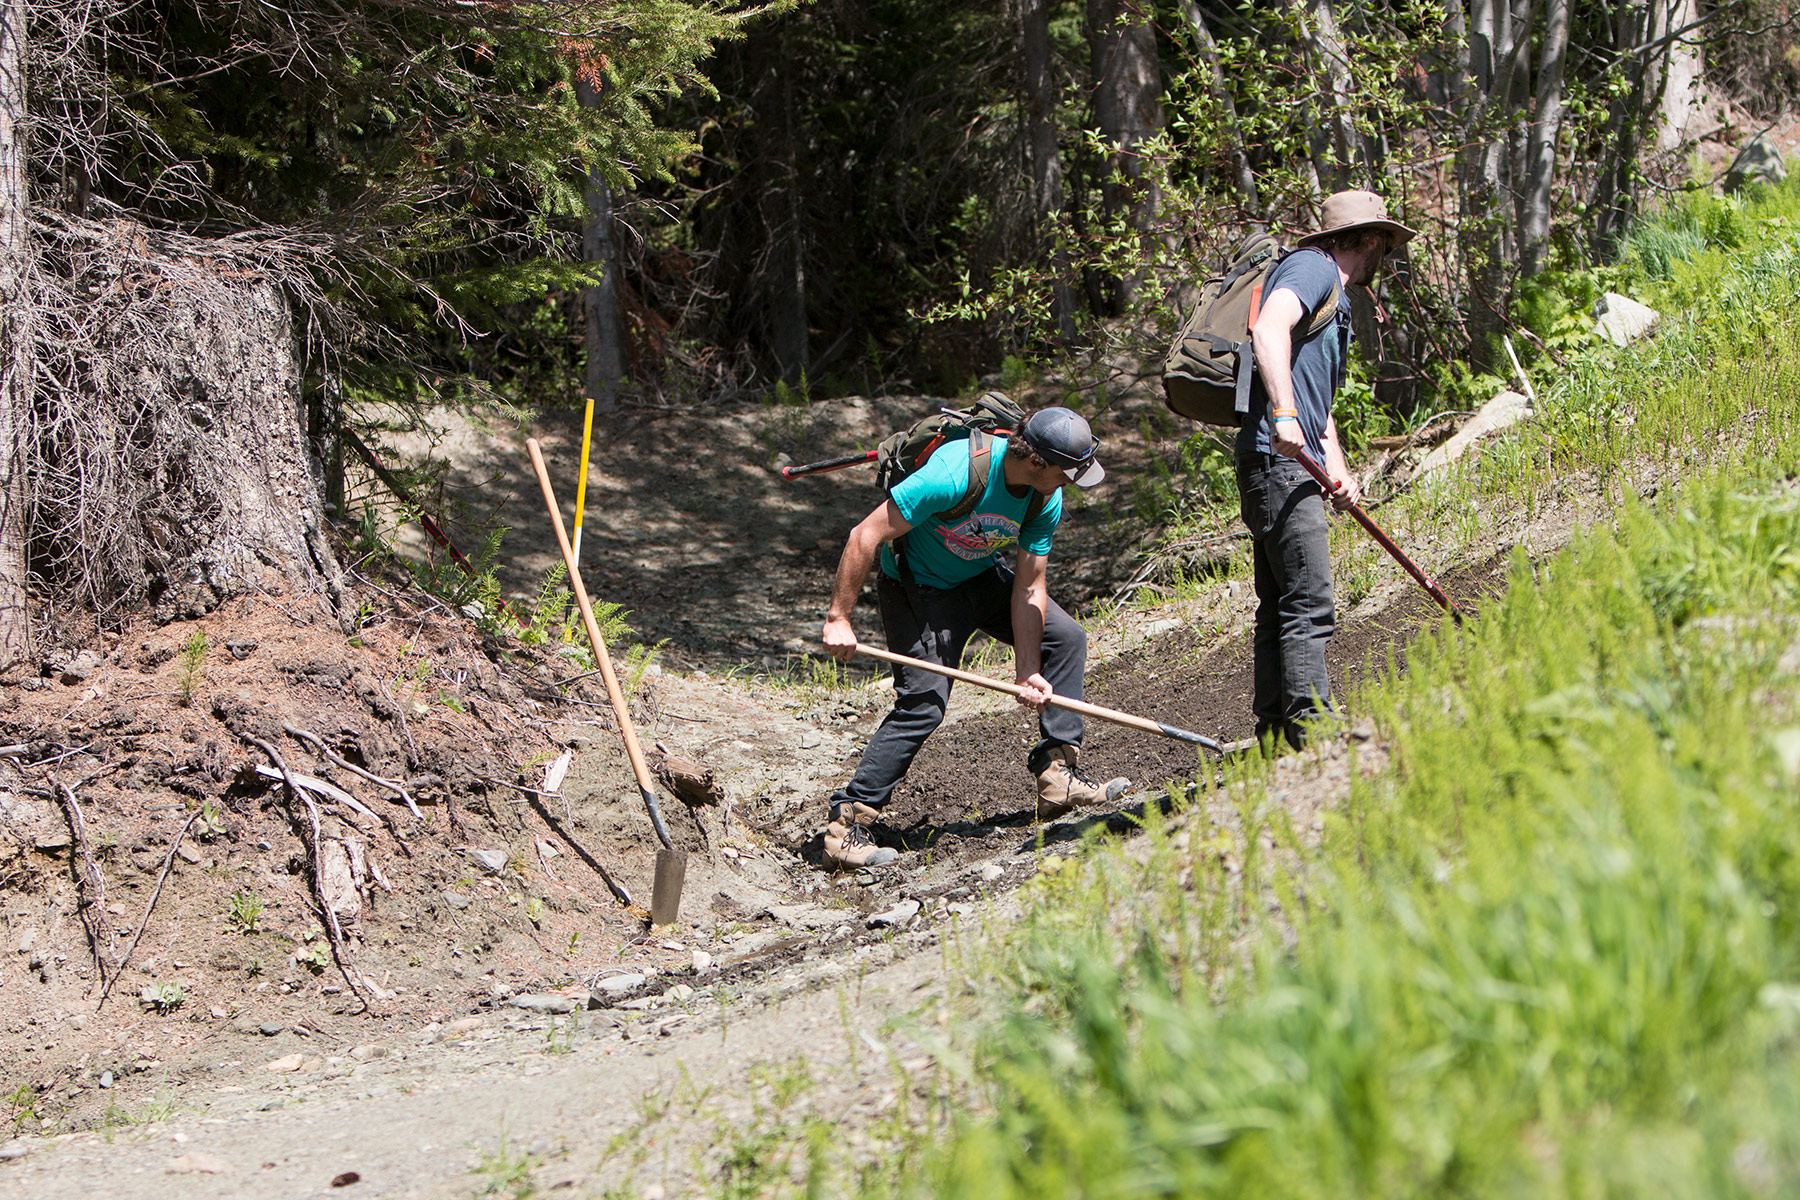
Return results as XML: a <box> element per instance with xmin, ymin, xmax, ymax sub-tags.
<box><xmin>940</xmin><ymin>514</ymin><xmax>1021</xmax><ymax>561</ymax></box>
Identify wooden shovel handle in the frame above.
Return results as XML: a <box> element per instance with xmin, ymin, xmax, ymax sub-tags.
<box><xmin>852</xmin><ymin>643</ymin><xmax>1222</xmax><ymax>753</ymax></box>
<box><xmin>527</xmin><ymin>439</ymin><xmax>674</xmax><ymax>850</ymax></box>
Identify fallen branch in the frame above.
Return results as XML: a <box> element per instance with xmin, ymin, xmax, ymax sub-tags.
<box><xmin>251</xmin><ymin>763</ymin><xmax>378</xmax><ymax>821</ymax></box>
<box><xmin>52</xmin><ymin>777</ymin><xmax>117</xmax><ymax>996</ymax></box>
<box><xmin>247</xmin><ymin>736</ymin><xmax>374</xmax><ymax>1014</ymax></box>
<box><xmin>283</xmin><ymin>724</ymin><xmax>423</xmax><ymax>820</ymax></box>
<box><xmin>100</xmin><ymin>809</ymin><xmax>202</xmax><ymax>1009</ymax></box>
<box><xmin>526</xmin><ymin>795</ymin><xmax>633</xmax><ymax>907</ymax></box>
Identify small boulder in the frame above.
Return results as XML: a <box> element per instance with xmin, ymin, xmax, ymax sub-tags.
<box><xmin>510</xmin><ymin>993</ymin><xmax>577</xmax><ymax>1014</ymax></box>
<box><xmin>1594</xmin><ymin>292</ymin><xmax>1660</xmax><ymax>347</ymax></box>
<box><xmin>1416</xmin><ymin>391</ymin><xmax>1534</xmax><ymax>478</ymax></box>
<box><xmin>467</xmin><ymin>848</ymin><xmax>509</xmax><ymax>875</ymax></box>
<box><xmin>1724</xmin><ymin>133</ymin><xmax>1787</xmax><ymax>193</ymax></box>
<box><xmin>587</xmin><ymin>973</ymin><xmax>646</xmax><ymax>1004</ymax></box>
<box><xmin>867</xmin><ymin>899</ymin><xmax>921</xmax><ymax>929</ymax></box>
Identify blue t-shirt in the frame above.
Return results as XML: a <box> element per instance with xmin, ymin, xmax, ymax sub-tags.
<box><xmin>879</xmin><ymin>436</ymin><xmax>1062</xmax><ymax>589</ymax></box>
<box><xmin>1237</xmin><ymin>248</ymin><xmax>1352</xmax><ymax>461</ymax></box>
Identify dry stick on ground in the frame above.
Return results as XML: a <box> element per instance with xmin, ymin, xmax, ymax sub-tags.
<box><xmin>525</xmin><ymin>796</ymin><xmax>634</xmax><ymax>906</ymax></box>
<box><xmin>283</xmin><ymin>723</ymin><xmax>423</xmax><ymax>820</ymax></box>
<box><xmin>99</xmin><ymin>809</ymin><xmax>202</xmax><ymax>1009</ymax></box>
<box><xmin>248</xmin><ymin>736</ymin><xmax>375</xmax><ymax>1014</ymax></box>
<box><xmin>52</xmin><ymin>777</ymin><xmax>118</xmax><ymax>996</ymax></box>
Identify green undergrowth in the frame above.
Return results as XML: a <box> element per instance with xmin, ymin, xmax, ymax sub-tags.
<box><xmin>881</xmin><ymin>467</ymin><xmax>1800</xmax><ymax>1198</ymax></box>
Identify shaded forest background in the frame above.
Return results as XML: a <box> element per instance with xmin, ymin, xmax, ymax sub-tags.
<box><xmin>1</xmin><ymin>0</ymin><xmax>1798</xmax><ymax>649</ymax></box>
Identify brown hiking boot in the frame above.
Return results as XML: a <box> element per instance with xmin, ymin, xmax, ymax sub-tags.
<box><xmin>822</xmin><ymin>801</ymin><xmax>899</xmax><ymax>870</ymax></box>
<box><xmin>1033</xmin><ymin>746</ymin><xmax>1132</xmax><ymax>821</ymax></box>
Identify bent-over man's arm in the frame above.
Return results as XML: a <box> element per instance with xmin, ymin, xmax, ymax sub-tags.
<box><xmin>1010</xmin><ymin>548</ymin><xmax>1052</xmax><ymax>711</ymax></box>
<box><xmin>822</xmin><ymin>500</ymin><xmax>912</xmax><ymax>660</ymax></box>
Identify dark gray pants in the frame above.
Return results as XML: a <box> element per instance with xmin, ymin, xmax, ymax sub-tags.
<box><xmin>833</xmin><ymin>564</ymin><xmax>1088</xmax><ymax>812</ymax></box>
<box><xmin>1237</xmin><ymin>454</ymin><xmax>1336</xmax><ymax>749</ymax></box>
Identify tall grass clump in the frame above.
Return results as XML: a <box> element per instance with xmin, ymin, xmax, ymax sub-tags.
<box><xmin>881</xmin><ymin>472</ymin><xmax>1800</xmax><ymax>1198</ymax></box>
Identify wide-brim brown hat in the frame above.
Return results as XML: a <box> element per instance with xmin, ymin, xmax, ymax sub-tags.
<box><xmin>1295</xmin><ymin>189</ymin><xmax>1417</xmax><ymax>249</ymax></box>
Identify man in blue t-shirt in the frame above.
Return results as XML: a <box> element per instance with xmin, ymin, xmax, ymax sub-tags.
<box><xmin>817</xmin><ymin>404</ymin><xmax>1132</xmax><ymax>870</ymax></box>
<box><xmin>1236</xmin><ymin>189</ymin><xmax>1416</xmax><ymax>752</ymax></box>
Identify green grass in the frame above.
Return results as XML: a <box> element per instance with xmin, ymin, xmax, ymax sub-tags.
<box><xmin>896</xmin><ymin>471</ymin><xmax>1800</xmax><ymax>1197</ymax></box>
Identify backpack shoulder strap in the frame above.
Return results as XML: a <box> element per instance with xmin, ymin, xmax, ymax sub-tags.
<box><xmin>936</xmin><ymin>430</ymin><xmax>993</xmax><ymax>524</ymax></box>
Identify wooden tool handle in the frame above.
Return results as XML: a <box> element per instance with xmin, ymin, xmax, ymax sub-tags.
<box><xmin>527</xmin><ymin>439</ymin><xmax>674</xmax><ymax>849</ymax></box>
<box><xmin>853</xmin><ymin>643</ymin><xmax>1220</xmax><ymax>752</ymax></box>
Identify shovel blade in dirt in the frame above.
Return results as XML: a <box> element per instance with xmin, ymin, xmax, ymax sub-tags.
<box><xmin>651</xmin><ymin>848</ymin><xmax>688</xmax><ymax>926</ymax></box>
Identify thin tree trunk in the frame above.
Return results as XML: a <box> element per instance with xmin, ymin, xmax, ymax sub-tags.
<box><xmin>1592</xmin><ymin>0</ymin><xmax>1674</xmax><ymax>254</ymax></box>
<box><xmin>1180</xmin><ymin>0</ymin><xmax>1258</xmax><ymax>213</ymax></box>
<box><xmin>1456</xmin><ymin>0</ymin><xmax>1521</xmax><ymax>370</ymax></box>
<box><xmin>577</xmin><ymin>79</ymin><xmax>627</xmax><ymax>412</ymax></box>
<box><xmin>763</xmin><ymin>41</ymin><xmax>807</xmax><ymax>385</ymax></box>
<box><xmin>1022</xmin><ymin>0</ymin><xmax>1078</xmax><ymax>343</ymax></box>
<box><xmin>0</xmin><ymin>0</ymin><xmax>31</xmax><ymax>663</ymax></box>
<box><xmin>1658</xmin><ymin>0</ymin><xmax>1704</xmax><ymax>150</ymax></box>
<box><xmin>1505</xmin><ymin>0</ymin><xmax>1536</xmax><ymax>236</ymax></box>
<box><xmin>1087</xmin><ymin>0</ymin><xmax>1162</xmax><ymax>309</ymax></box>
<box><xmin>1293</xmin><ymin>0</ymin><xmax>1369</xmax><ymax>188</ymax></box>
<box><xmin>1519</xmin><ymin>0</ymin><xmax>1570</xmax><ymax>277</ymax></box>
<box><xmin>308</xmin><ymin>364</ymin><xmax>345</xmax><ymax>516</ymax></box>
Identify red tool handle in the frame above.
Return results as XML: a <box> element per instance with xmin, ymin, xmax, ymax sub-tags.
<box><xmin>1293</xmin><ymin>449</ymin><xmax>1466</xmax><ymax>623</ymax></box>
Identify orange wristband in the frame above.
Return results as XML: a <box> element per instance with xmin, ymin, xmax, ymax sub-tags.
<box><xmin>1272</xmin><ymin>408</ymin><xmax>1298</xmax><ymax>419</ymax></box>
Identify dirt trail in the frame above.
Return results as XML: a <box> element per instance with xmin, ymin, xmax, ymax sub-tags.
<box><xmin>0</xmin><ymin>383</ymin><xmax>1582</xmax><ymax>1197</ymax></box>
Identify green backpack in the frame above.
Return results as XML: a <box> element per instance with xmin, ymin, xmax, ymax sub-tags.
<box><xmin>875</xmin><ymin>392</ymin><xmax>1046</xmax><ymax>562</ymax></box>
<box><xmin>1162</xmin><ymin>234</ymin><xmax>1341</xmax><ymax>427</ymax></box>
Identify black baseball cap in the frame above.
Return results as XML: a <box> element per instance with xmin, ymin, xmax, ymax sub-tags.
<box><xmin>1018</xmin><ymin>407</ymin><xmax>1105</xmax><ymax>487</ymax></box>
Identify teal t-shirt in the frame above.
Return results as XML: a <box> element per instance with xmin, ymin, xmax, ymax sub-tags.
<box><xmin>879</xmin><ymin>437</ymin><xmax>1063</xmax><ymax>589</ymax></box>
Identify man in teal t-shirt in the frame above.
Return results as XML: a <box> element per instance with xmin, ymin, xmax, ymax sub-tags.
<box><xmin>818</xmin><ymin>403</ymin><xmax>1133</xmax><ymax>871</ymax></box>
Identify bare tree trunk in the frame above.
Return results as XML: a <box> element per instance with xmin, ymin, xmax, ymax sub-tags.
<box><xmin>29</xmin><ymin>219</ymin><xmax>343</xmax><ymax>626</ymax></box>
<box><xmin>1456</xmin><ymin>0</ymin><xmax>1525</xmax><ymax>370</ymax></box>
<box><xmin>1086</xmin><ymin>0</ymin><xmax>1162</xmax><ymax>310</ymax></box>
<box><xmin>1657</xmin><ymin>0</ymin><xmax>1704</xmax><ymax>150</ymax></box>
<box><xmin>578</xmin><ymin>79</ymin><xmax>627</xmax><ymax>413</ymax></box>
<box><xmin>762</xmin><ymin>43</ymin><xmax>807</xmax><ymax>386</ymax></box>
<box><xmin>1293</xmin><ymin>0</ymin><xmax>1370</xmax><ymax>189</ymax></box>
<box><xmin>1592</xmin><ymin>0</ymin><xmax>1675</xmax><ymax>254</ymax></box>
<box><xmin>307</xmin><ymin>364</ymin><xmax>345</xmax><ymax>516</ymax></box>
<box><xmin>1179</xmin><ymin>0</ymin><xmax>1259</xmax><ymax>213</ymax></box>
<box><xmin>1021</xmin><ymin>0</ymin><xmax>1078</xmax><ymax>343</ymax></box>
<box><xmin>0</xmin><ymin>0</ymin><xmax>30</xmax><ymax>662</ymax></box>
<box><xmin>1519</xmin><ymin>0</ymin><xmax>1570</xmax><ymax>277</ymax></box>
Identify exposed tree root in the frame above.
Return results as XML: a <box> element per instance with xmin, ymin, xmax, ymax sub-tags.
<box><xmin>51</xmin><ymin>776</ymin><xmax>116</xmax><ymax>996</ymax></box>
<box><xmin>248</xmin><ymin>735</ymin><xmax>375</xmax><ymax>1015</ymax></box>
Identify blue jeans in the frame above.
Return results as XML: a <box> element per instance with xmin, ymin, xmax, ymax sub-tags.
<box><xmin>833</xmin><ymin>564</ymin><xmax>1088</xmax><ymax>812</ymax></box>
<box><xmin>1236</xmin><ymin>454</ymin><xmax>1336</xmax><ymax>749</ymax></box>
